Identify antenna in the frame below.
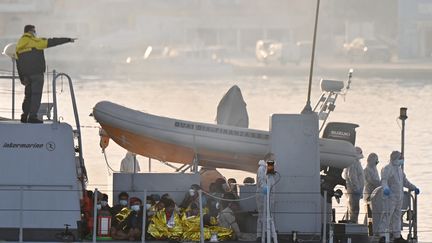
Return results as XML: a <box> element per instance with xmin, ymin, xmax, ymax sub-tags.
<box><xmin>301</xmin><ymin>0</ymin><xmax>321</xmax><ymax>114</ymax></box>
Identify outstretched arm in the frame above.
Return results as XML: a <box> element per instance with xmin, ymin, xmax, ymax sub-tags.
<box><xmin>47</xmin><ymin>38</ymin><xmax>74</xmax><ymax>48</ymax></box>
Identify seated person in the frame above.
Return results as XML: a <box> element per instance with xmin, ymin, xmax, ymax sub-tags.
<box><xmin>147</xmin><ymin>199</ymin><xmax>183</xmax><ymax>240</ymax></box>
<box><xmin>243</xmin><ymin>177</ymin><xmax>255</xmax><ymax>185</ymax></box>
<box><xmin>111</xmin><ymin>191</ymin><xmax>129</xmax><ymax>216</ymax></box>
<box><xmin>227</xmin><ymin>178</ymin><xmax>239</xmax><ymax>197</ymax></box>
<box><xmin>80</xmin><ymin>190</ymin><xmax>94</xmax><ymax>237</ymax></box>
<box><xmin>110</xmin><ymin>192</ymin><xmax>129</xmax><ymax>239</ymax></box>
<box><xmin>180</xmin><ymin>184</ymin><xmax>205</xmax><ymax>210</ymax></box>
<box><xmin>128</xmin><ymin>197</ymin><xmax>144</xmax><ymax>241</ymax></box>
<box><xmin>217</xmin><ymin>193</ymin><xmax>254</xmax><ymax>241</ymax></box>
<box><xmin>111</xmin><ymin>197</ymin><xmax>143</xmax><ymax>240</ymax></box>
<box><xmin>207</xmin><ymin>182</ymin><xmax>224</xmax><ymax>217</ymax></box>
<box><xmin>97</xmin><ymin>193</ymin><xmax>111</xmax><ymax>217</ymax></box>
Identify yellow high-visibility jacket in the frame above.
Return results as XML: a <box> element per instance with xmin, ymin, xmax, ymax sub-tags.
<box><xmin>15</xmin><ymin>32</ymin><xmax>71</xmax><ymax>77</ymax></box>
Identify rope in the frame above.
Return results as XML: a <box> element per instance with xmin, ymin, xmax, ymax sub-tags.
<box><xmin>202</xmin><ymin>189</ymin><xmax>257</xmax><ymax>202</ymax></box>
<box><xmin>102</xmin><ymin>148</ymin><xmax>120</xmax><ymax>175</ymax></box>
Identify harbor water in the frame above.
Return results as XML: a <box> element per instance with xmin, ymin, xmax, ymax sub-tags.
<box><xmin>1</xmin><ymin>73</ymin><xmax>431</xmax><ymax>240</ymax></box>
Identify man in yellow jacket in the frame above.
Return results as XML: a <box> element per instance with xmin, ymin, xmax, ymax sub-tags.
<box><xmin>16</xmin><ymin>25</ymin><xmax>75</xmax><ymax>123</ymax></box>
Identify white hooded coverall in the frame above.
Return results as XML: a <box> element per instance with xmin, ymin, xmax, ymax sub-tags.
<box><xmin>256</xmin><ymin>160</ymin><xmax>276</xmax><ymax>240</ymax></box>
<box><xmin>344</xmin><ymin>158</ymin><xmax>365</xmax><ymax>223</ymax></box>
<box><xmin>379</xmin><ymin>157</ymin><xmax>416</xmax><ymax>238</ymax></box>
<box><xmin>364</xmin><ymin>153</ymin><xmax>380</xmax><ymax>201</ymax></box>
<box><xmin>120</xmin><ymin>152</ymin><xmax>141</xmax><ymax>173</ymax></box>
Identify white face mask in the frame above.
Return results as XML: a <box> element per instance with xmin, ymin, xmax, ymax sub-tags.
<box><xmin>189</xmin><ymin>189</ymin><xmax>195</xmax><ymax>197</ymax></box>
<box><xmin>215</xmin><ymin>202</ymin><xmax>220</xmax><ymax>210</ymax></box>
<box><xmin>120</xmin><ymin>200</ymin><xmax>128</xmax><ymax>206</ymax></box>
<box><xmin>131</xmin><ymin>205</ymin><xmax>140</xmax><ymax>212</ymax></box>
<box><xmin>96</xmin><ymin>204</ymin><xmax>102</xmax><ymax>210</ymax></box>
<box><xmin>101</xmin><ymin>201</ymin><xmax>108</xmax><ymax>207</ymax></box>
<box><xmin>146</xmin><ymin>204</ymin><xmax>152</xmax><ymax>210</ymax></box>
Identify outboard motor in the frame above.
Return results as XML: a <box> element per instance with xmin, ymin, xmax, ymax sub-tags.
<box><xmin>322</xmin><ymin>122</ymin><xmax>359</xmax><ymax>145</ymax></box>
<box><xmin>320</xmin><ymin>122</ymin><xmax>359</xmax><ymax>203</ymax></box>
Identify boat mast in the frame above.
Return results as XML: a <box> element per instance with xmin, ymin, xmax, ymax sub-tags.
<box><xmin>301</xmin><ymin>0</ymin><xmax>321</xmax><ymax>114</ymax></box>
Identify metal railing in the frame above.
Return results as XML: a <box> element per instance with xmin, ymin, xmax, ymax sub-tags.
<box><xmin>51</xmin><ymin>71</ymin><xmax>88</xmax><ymax>187</ymax></box>
<box><xmin>0</xmin><ymin>186</ymin><xmax>425</xmax><ymax>243</ymax></box>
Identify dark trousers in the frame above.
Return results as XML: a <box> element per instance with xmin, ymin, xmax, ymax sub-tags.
<box><xmin>21</xmin><ymin>73</ymin><xmax>44</xmax><ymax>117</ymax></box>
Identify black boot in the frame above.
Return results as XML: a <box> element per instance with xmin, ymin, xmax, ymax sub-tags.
<box><xmin>27</xmin><ymin>116</ymin><xmax>43</xmax><ymax>124</ymax></box>
<box><xmin>20</xmin><ymin>114</ymin><xmax>28</xmax><ymax>123</ymax></box>
<box><xmin>378</xmin><ymin>236</ymin><xmax>386</xmax><ymax>243</ymax></box>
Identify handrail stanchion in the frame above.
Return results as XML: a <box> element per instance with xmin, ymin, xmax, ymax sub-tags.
<box><xmin>11</xmin><ymin>59</ymin><xmax>15</xmax><ymax>120</ymax></box>
<box><xmin>328</xmin><ymin>224</ymin><xmax>334</xmax><ymax>243</ymax></box>
<box><xmin>323</xmin><ymin>190</ymin><xmax>327</xmax><ymax>243</ymax></box>
<box><xmin>19</xmin><ymin>186</ymin><xmax>23</xmax><ymax>243</ymax></box>
<box><xmin>266</xmin><ymin>184</ymin><xmax>271</xmax><ymax>243</ymax></box>
<box><xmin>52</xmin><ymin>72</ymin><xmax>87</xmax><ymax>192</ymax></box>
<box><xmin>141</xmin><ymin>189</ymin><xmax>147</xmax><ymax>243</ymax></box>
<box><xmin>199</xmin><ymin>189</ymin><xmax>204</xmax><ymax>243</ymax></box>
<box><xmin>414</xmin><ymin>193</ymin><xmax>418</xmax><ymax>240</ymax></box>
<box><xmin>93</xmin><ymin>188</ymin><xmax>98</xmax><ymax>243</ymax></box>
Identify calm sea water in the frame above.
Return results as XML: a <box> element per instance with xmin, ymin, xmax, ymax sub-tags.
<box><xmin>1</xmin><ymin>73</ymin><xmax>431</xmax><ymax>240</ymax></box>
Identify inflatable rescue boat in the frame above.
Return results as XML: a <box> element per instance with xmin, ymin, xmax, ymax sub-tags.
<box><xmin>93</xmin><ymin>101</ymin><xmax>357</xmax><ymax>172</ymax></box>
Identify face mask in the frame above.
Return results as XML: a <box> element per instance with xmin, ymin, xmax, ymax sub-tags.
<box><xmin>398</xmin><ymin>159</ymin><xmax>404</xmax><ymax>166</ymax></box>
<box><xmin>96</xmin><ymin>204</ymin><xmax>102</xmax><ymax>210</ymax></box>
<box><xmin>101</xmin><ymin>201</ymin><xmax>108</xmax><ymax>207</ymax></box>
<box><xmin>375</xmin><ymin>161</ymin><xmax>379</xmax><ymax>165</ymax></box>
<box><xmin>131</xmin><ymin>205</ymin><xmax>140</xmax><ymax>212</ymax></box>
<box><xmin>120</xmin><ymin>200</ymin><xmax>128</xmax><ymax>206</ymax></box>
<box><xmin>189</xmin><ymin>189</ymin><xmax>195</xmax><ymax>197</ymax></box>
<box><xmin>146</xmin><ymin>204</ymin><xmax>152</xmax><ymax>210</ymax></box>
<box><xmin>215</xmin><ymin>202</ymin><xmax>220</xmax><ymax>210</ymax></box>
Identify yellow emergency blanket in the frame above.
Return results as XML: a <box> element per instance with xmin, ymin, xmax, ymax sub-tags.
<box><xmin>148</xmin><ymin>209</ymin><xmax>233</xmax><ymax>241</ymax></box>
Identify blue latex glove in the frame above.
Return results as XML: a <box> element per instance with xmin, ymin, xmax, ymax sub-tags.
<box><xmin>383</xmin><ymin>187</ymin><xmax>391</xmax><ymax>196</ymax></box>
<box><xmin>262</xmin><ymin>187</ymin><xmax>268</xmax><ymax>195</ymax></box>
<box><xmin>414</xmin><ymin>188</ymin><xmax>420</xmax><ymax>195</ymax></box>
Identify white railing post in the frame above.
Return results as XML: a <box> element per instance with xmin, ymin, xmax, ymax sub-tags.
<box><xmin>322</xmin><ymin>191</ymin><xmax>327</xmax><ymax>243</ymax></box>
<box><xmin>199</xmin><ymin>189</ymin><xmax>204</xmax><ymax>243</ymax></box>
<box><xmin>141</xmin><ymin>189</ymin><xmax>147</xmax><ymax>243</ymax></box>
<box><xmin>19</xmin><ymin>186</ymin><xmax>23</xmax><ymax>243</ymax></box>
<box><xmin>93</xmin><ymin>188</ymin><xmax>98</xmax><ymax>243</ymax></box>
<box><xmin>266</xmin><ymin>184</ymin><xmax>271</xmax><ymax>243</ymax></box>
<box><xmin>328</xmin><ymin>224</ymin><xmax>334</xmax><ymax>243</ymax></box>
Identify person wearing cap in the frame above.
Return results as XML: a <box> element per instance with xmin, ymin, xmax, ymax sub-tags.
<box><xmin>15</xmin><ymin>25</ymin><xmax>75</xmax><ymax>123</ymax></box>
<box><xmin>378</xmin><ymin>151</ymin><xmax>419</xmax><ymax>243</ymax></box>
<box><xmin>343</xmin><ymin>146</ymin><xmax>365</xmax><ymax>223</ymax></box>
<box><xmin>127</xmin><ymin>197</ymin><xmax>144</xmax><ymax>241</ymax></box>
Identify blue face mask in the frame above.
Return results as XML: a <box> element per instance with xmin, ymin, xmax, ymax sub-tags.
<box><xmin>120</xmin><ymin>200</ymin><xmax>128</xmax><ymax>206</ymax></box>
<box><xmin>398</xmin><ymin>159</ymin><xmax>404</xmax><ymax>166</ymax></box>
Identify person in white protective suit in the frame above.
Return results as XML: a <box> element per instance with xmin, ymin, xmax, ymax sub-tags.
<box><xmin>343</xmin><ymin>146</ymin><xmax>365</xmax><ymax>223</ymax></box>
<box><xmin>255</xmin><ymin>153</ymin><xmax>277</xmax><ymax>243</ymax></box>
<box><xmin>363</xmin><ymin>153</ymin><xmax>380</xmax><ymax>225</ymax></box>
<box><xmin>120</xmin><ymin>151</ymin><xmax>141</xmax><ymax>173</ymax></box>
<box><xmin>364</xmin><ymin>153</ymin><xmax>380</xmax><ymax>201</ymax></box>
<box><xmin>378</xmin><ymin>151</ymin><xmax>420</xmax><ymax>243</ymax></box>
